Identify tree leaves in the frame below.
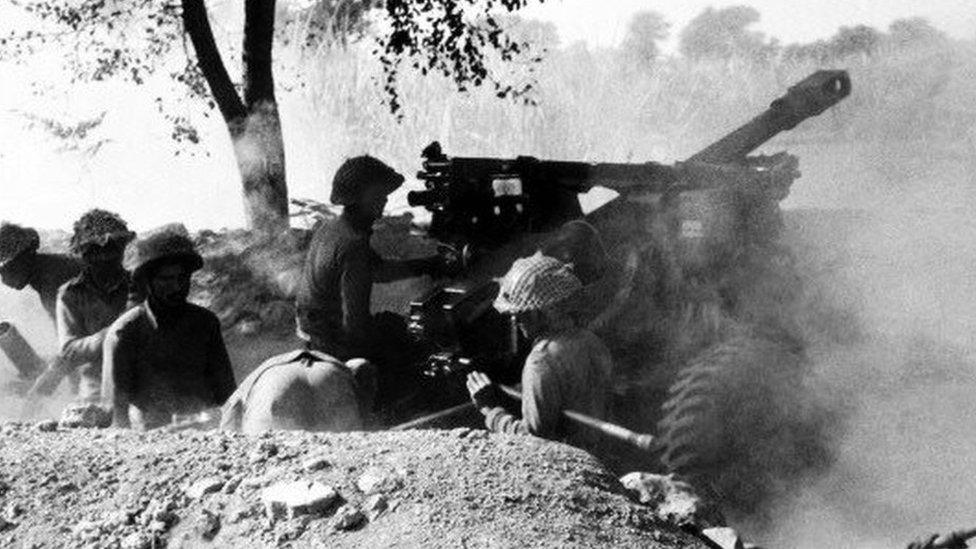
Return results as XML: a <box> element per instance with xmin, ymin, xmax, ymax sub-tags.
<box><xmin>376</xmin><ymin>0</ymin><xmax>544</xmax><ymax>117</ymax></box>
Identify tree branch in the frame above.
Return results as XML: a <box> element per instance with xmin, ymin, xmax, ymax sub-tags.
<box><xmin>181</xmin><ymin>0</ymin><xmax>246</xmax><ymax>124</ymax></box>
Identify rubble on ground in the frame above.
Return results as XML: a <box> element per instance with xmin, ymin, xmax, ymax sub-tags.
<box><xmin>0</xmin><ymin>424</ymin><xmax>709</xmax><ymax>548</ymax></box>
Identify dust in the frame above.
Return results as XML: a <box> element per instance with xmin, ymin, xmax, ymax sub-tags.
<box><xmin>0</xmin><ymin>284</ymin><xmax>71</xmax><ymax>421</ymax></box>
<box><xmin>747</xmin><ymin>136</ymin><xmax>976</xmax><ymax>547</ymax></box>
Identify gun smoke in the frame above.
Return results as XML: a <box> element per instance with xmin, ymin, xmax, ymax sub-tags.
<box><xmin>741</xmin><ymin>133</ymin><xmax>976</xmax><ymax>546</ymax></box>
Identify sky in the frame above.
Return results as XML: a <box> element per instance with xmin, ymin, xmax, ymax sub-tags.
<box><xmin>0</xmin><ymin>0</ymin><xmax>974</xmax><ymax>230</ymax></box>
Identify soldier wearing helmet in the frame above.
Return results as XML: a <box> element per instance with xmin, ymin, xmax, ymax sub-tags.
<box><xmin>465</xmin><ymin>251</ymin><xmax>613</xmax><ymax>449</ymax></box>
<box><xmin>0</xmin><ymin>222</ymin><xmax>81</xmax><ymax>321</ymax></box>
<box><xmin>35</xmin><ymin>209</ymin><xmax>136</xmax><ymax>401</ymax></box>
<box><xmin>295</xmin><ymin>155</ymin><xmax>449</xmax><ymax>401</ymax></box>
<box><xmin>102</xmin><ymin>226</ymin><xmax>236</xmax><ymax>429</ymax></box>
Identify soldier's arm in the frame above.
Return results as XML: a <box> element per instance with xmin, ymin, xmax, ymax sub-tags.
<box><xmin>340</xmin><ymin>245</ymin><xmax>375</xmax><ymax>349</ymax></box>
<box><xmin>477</xmin><ymin>356</ymin><xmax>562</xmax><ymax>438</ymax></box>
<box><xmin>101</xmin><ymin>321</ymin><xmax>134</xmax><ymax>429</ymax></box>
<box><xmin>56</xmin><ymin>288</ymin><xmax>107</xmax><ymax>366</ymax></box>
<box><xmin>372</xmin><ymin>256</ymin><xmax>442</xmax><ymax>283</ymax></box>
<box><xmin>515</xmin><ymin>355</ymin><xmax>563</xmax><ymax>438</ymax></box>
<box><xmin>204</xmin><ymin>314</ymin><xmax>237</xmax><ymax>405</ymax></box>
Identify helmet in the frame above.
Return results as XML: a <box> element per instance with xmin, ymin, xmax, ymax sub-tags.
<box><xmin>129</xmin><ymin>226</ymin><xmax>203</xmax><ymax>281</ymax></box>
<box><xmin>493</xmin><ymin>251</ymin><xmax>583</xmax><ymax>315</ymax></box>
<box><xmin>0</xmin><ymin>223</ymin><xmax>39</xmax><ymax>269</ymax></box>
<box><xmin>69</xmin><ymin>209</ymin><xmax>135</xmax><ymax>255</ymax></box>
<box><xmin>329</xmin><ymin>155</ymin><xmax>404</xmax><ymax>206</ymax></box>
<box><xmin>541</xmin><ymin>220</ymin><xmax>609</xmax><ymax>284</ymax></box>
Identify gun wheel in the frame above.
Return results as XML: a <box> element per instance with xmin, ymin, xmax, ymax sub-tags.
<box><xmin>655</xmin><ymin>330</ymin><xmax>823</xmax><ymax>513</ymax></box>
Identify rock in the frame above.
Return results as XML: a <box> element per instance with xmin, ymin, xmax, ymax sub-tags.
<box><xmin>119</xmin><ymin>532</ymin><xmax>153</xmax><ymax>549</ymax></box>
<box><xmin>362</xmin><ymin>494</ymin><xmax>388</xmax><ymax>521</ymax></box>
<box><xmin>0</xmin><ymin>516</ymin><xmax>15</xmax><ymax>532</ymax></box>
<box><xmin>35</xmin><ymin>420</ymin><xmax>58</xmax><ymax>432</ymax></box>
<box><xmin>72</xmin><ymin>519</ymin><xmax>102</xmax><ymax>536</ymax></box>
<box><xmin>59</xmin><ymin>404</ymin><xmax>111</xmax><ymax>429</ymax></box>
<box><xmin>186</xmin><ymin>478</ymin><xmax>225</xmax><ymax>499</ymax></box>
<box><xmin>356</xmin><ymin>466</ymin><xmax>403</xmax><ymax>495</ymax></box>
<box><xmin>302</xmin><ymin>456</ymin><xmax>331</xmax><ymax>472</ymax></box>
<box><xmin>3</xmin><ymin>502</ymin><xmax>24</xmax><ymax>521</ymax></box>
<box><xmin>196</xmin><ymin>508</ymin><xmax>221</xmax><ymax>541</ymax></box>
<box><xmin>104</xmin><ymin>510</ymin><xmax>131</xmax><ymax>529</ymax></box>
<box><xmin>249</xmin><ymin>442</ymin><xmax>278</xmax><ymax>465</ymax></box>
<box><xmin>261</xmin><ymin>481</ymin><xmax>339</xmax><ymax>521</ymax></box>
<box><xmin>148</xmin><ymin>520</ymin><xmax>169</xmax><ymax>534</ymax></box>
<box><xmin>223</xmin><ymin>476</ymin><xmax>243</xmax><ymax>494</ymax></box>
<box><xmin>619</xmin><ymin>472</ymin><xmax>723</xmax><ymax>527</ymax></box>
<box><xmin>240</xmin><ymin>476</ymin><xmax>269</xmax><ymax>490</ymax></box>
<box><xmin>701</xmin><ymin>527</ymin><xmax>746</xmax><ymax>549</ymax></box>
<box><xmin>331</xmin><ymin>504</ymin><xmax>365</xmax><ymax>531</ymax></box>
<box><xmin>141</xmin><ymin>498</ymin><xmax>177</xmax><ymax>528</ymax></box>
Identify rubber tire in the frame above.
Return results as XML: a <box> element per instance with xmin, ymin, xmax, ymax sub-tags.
<box><xmin>655</xmin><ymin>331</ymin><xmax>826</xmax><ymax>513</ymax></box>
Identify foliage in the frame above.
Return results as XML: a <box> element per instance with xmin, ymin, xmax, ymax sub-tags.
<box><xmin>376</xmin><ymin>0</ymin><xmax>545</xmax><ymax>116</ymax></box>
<box><xmin>678</xmin><ymin>5</ymin><xmax>778</xmax><ymax>64</ymax></box>
<box><xmin>620</xmin><ymin>10</ymin><xmax>669</xmax><ymax>70</ymax></box>
<box><xmin>2</xmin><ymin>0</ymin><xmax>548</xmax><ymax>143</ymax></box>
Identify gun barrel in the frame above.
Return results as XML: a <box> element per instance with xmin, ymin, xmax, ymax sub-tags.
<box><xmin>689</xmin><ymin>70</ymin><xmax>851</xmax><ymax>164</ymax></box>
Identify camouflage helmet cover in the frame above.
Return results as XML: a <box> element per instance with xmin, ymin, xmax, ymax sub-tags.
<box><xmin>128</xmin><ymin>226</ymin><xmax>203</xmax><ymax>281</ymax></box>
<box><xmin>329</xmin><ymin>155</ymin><xmax>405</xmax><ymax>205</ymax></box>
<box><xmin>0</xmin><ymin>223</ymin><xmax>40</xmax><ymax>269</ymax></box>
<box><xmin>493</xmin><ymin>251</ymin><xmax>584</xmax><ymax>315</ymax></box>
<box><xmin>69</xmin><ymin>209</ymin><xmax>135</xmax><ymax>255</ymax></box>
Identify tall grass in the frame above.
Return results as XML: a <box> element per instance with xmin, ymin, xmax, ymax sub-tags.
<box><xmin>276</xmin><ymin>34</ymin><xmax>976</xmax><ymax>207</ymax></box>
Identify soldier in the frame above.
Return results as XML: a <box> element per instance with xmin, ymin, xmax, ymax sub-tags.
<box><xmin>465</xmin><ymin>252</ymin><xmax>613</xmax><ymax>449</ymax></box>
<box><xmin>30</xmin><ymin>210</ymin><xmax>135</xmax><ymax>401</ymax></box>
<box><xmin>220</xmin><ymin>351</ymin><xmax>375</xmax><ymax>434</ymax></box>
<box><xmin>0</xmin><ymin>223</ymin><xmax>81</xmax><ymax>386</ymax></box>
<box><xmin>295</xmin><ymin>155</ymin><xmax>450</xmax><ymax>402</ymax></box>
<box><xmin>0</xmin><ymin>222</ymin><xmax>81</xmax><ymax>320</ymax></box>
<box><xmin>102</xmin><ymin>228</ymin><xmax>236</xmax><ymax>429</ymax></box>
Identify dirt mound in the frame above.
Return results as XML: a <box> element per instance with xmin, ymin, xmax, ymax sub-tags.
<box><xmin>0</xmin><ymin>425</ymin><xmax>705</xmax><ymax>548</ymax></box>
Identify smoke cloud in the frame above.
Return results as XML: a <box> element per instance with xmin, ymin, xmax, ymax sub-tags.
<box><xmin>747</xmin><ymin>134</ymin><xmax>976</xmax><ymax>547</ymax></box>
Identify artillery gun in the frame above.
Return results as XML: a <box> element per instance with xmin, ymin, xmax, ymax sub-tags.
<box><xmin>399</xmin><ymin>70</ymin><xmax>852</xmax><ymax>512</ymax></box>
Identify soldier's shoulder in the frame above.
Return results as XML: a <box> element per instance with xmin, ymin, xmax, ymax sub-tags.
<box><xmin>108</xmin><ymin>305</ymin><xmax>150</xmax><ymax>339</ymax></box>
<box><xmin>185</xmin><ymin>303</ymin><xmax>221</xmax><ymax>325</ymax></box>
<box><xmin>56</xmin><ymin>272</ymin><xmax>88</xmax><ymax>299</ymax></box>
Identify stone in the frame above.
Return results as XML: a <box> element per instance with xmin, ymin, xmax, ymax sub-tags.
<box><xmin>301</xmin><ymin>456</ymin><xmax>331</xmax><ymax>472</ymax></box>
<box><xmin>261</xmin><ymin>481</ymin><xmax>339</xmax><ymax>521</ymax></box>
<box><xmin>331</xmin><ymin>504</ymin><xmax>365</xmax><ymax>531</ymax></box>
<box><xmin>362</xmin><ymin>494</ymin><xmax>388</xmax><ymax>521</ymax></box>
<box><xmin>59</xmin><ymin>404</ymin><xmax>111</xmax><ymax>429</ymax></box>
<box><xmin>356</xmin><ymin>466</ymin><xmax>403</xmax><ymax>495</ymax></box>
<box><xmin>196</xmin><ymin>509</ymin><xmax>221</xmax><ymax>541</ymax></box>
<box><xmin>3</xmin><ymin>502</ymin><xmax>24</xmax><ymax>521</ymax></box>
<box><xmin>104</xmin><ymin>510</ymin><xmax>131</xmax><ymax>529</ymax></box>
<box><xmin>240</xmin><ymin>477</ymin><xmax>269</xmax><ymax>490</ymax></box>
<box><xmin>72</xmin><ymin>519</ymin><xmax>102</xmax><ymax>536</ymax></box>
<box><xmin>701</xmin><ymin>527</ymin><xmax>746</xmax><ymax>549</ymax></box>
<box><xmin>0</xmin><ymin>516</ymin><xmax>15</xmax><ymax>532</ymax></box>
<box><xmin>619</xmin><ymin>472</ymin><xmax>723</xmax><ymax>527</ymax></box>
<box><xmin>119</xmin><ymin>532</ymin><xmax>153</xmax><ymax>549</ymax></box>
<box><xmin>35</xmin><ymin>420</ymin><xmax>57</xmax><ymax>432</ymax></box>
<box><xmin>223</xmin><ymin>476</ymin><xmax>243</xmax><ymax>494</ymax></box>
<box><xmin>186</xmin><ymin>478</ymin><xmax>225</xmax><ymax>499</ymax></box>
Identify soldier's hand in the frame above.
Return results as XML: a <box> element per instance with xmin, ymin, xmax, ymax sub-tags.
<box><xmin>466</xmin><ymin>371</ymin><xmax>503</xmax><ymax>409</ymax></box>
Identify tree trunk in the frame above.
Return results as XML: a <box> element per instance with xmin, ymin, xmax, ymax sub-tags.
<box><xmin>181</xmin><ymin>0</ymin><xmax>288</xmax><ymax>235</ymax></box>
